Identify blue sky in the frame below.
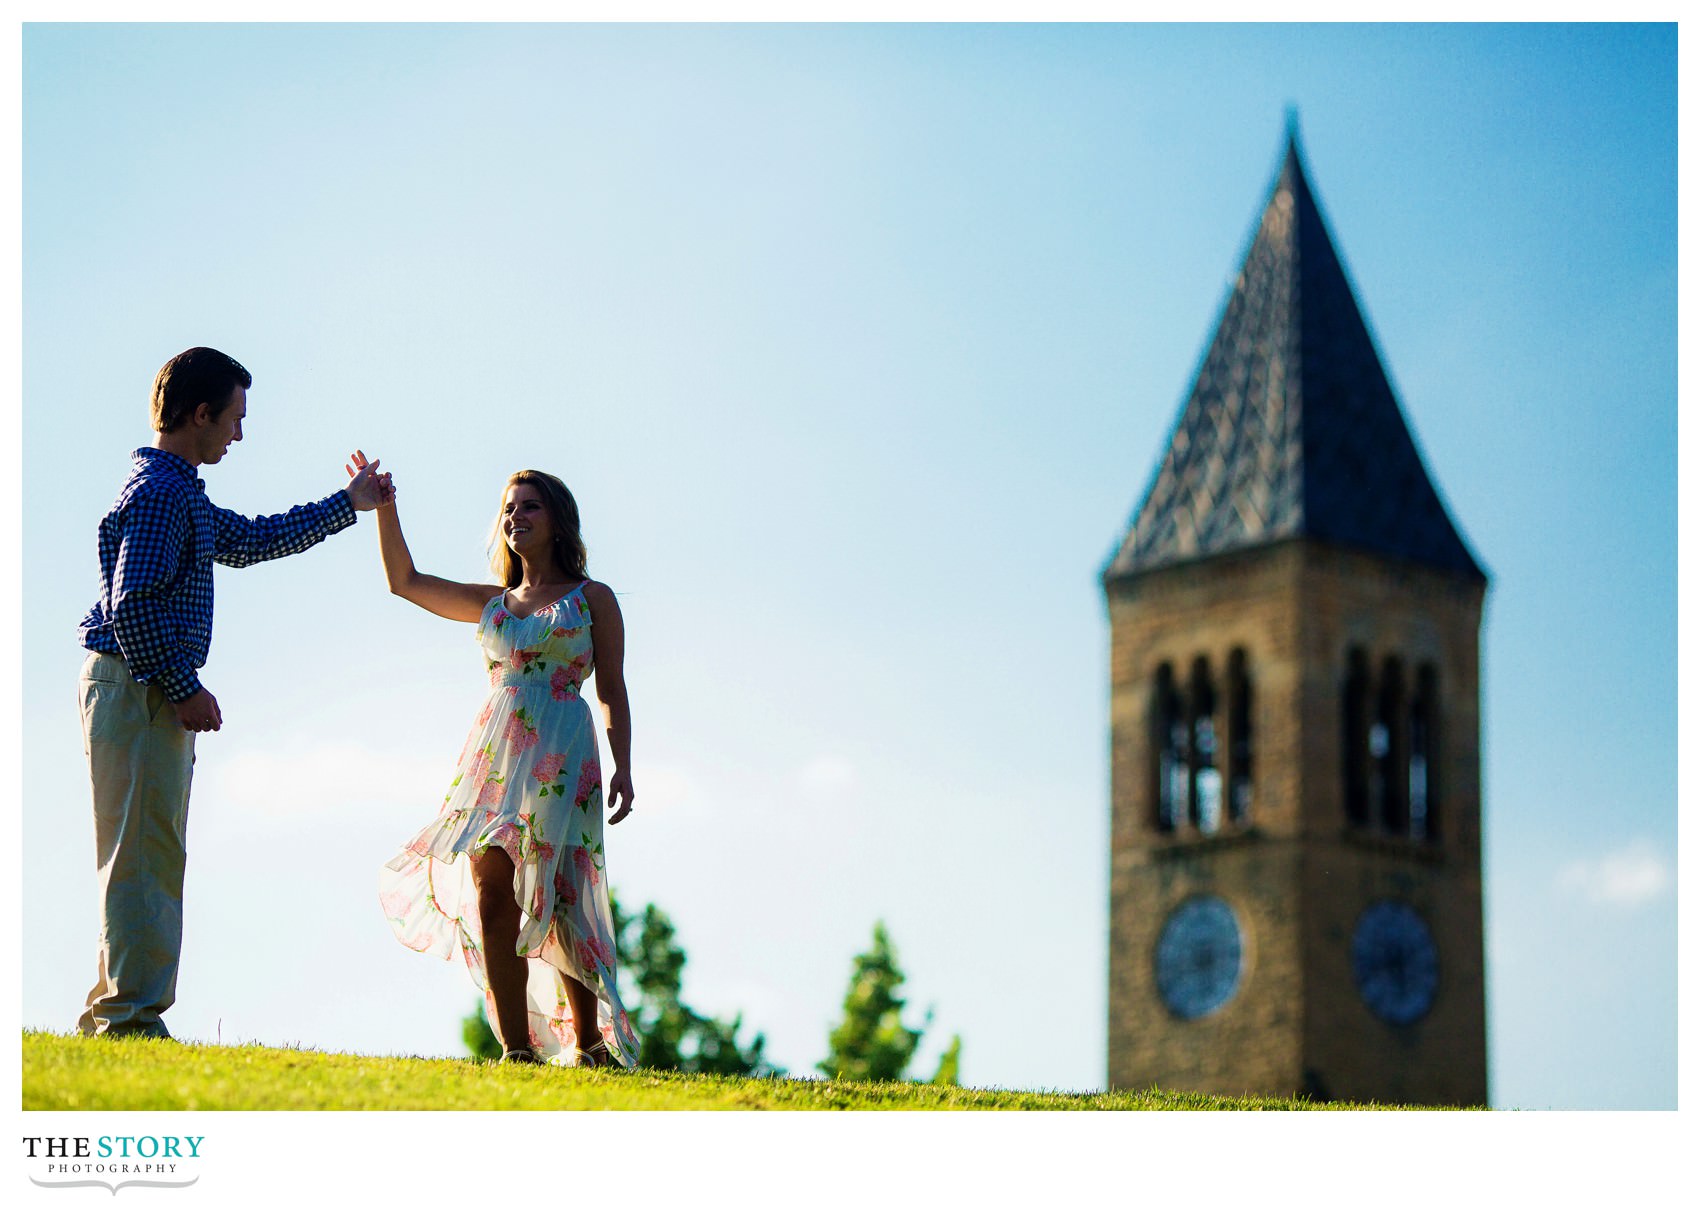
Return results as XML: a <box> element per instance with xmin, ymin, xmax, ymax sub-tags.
<box><xmin>16</xmin><ymin>21</ymin><xmax>1677</xmax><ymax>1118</ymax></box>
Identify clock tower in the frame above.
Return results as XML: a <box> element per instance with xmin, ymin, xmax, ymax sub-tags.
<box><xmin>1103</xmin><ymin>126</ymin><xmax>1489</xmax><ymax>1106</ymax></box>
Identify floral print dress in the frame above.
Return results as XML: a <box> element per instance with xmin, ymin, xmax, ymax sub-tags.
<box><xmin>379</xmin><ymin>584</ymin><xmax>638</xmax><ymax>1066</ymax></box>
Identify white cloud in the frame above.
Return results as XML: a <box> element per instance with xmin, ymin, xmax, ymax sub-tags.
<box><xmin>1555</xmin><ymin>840</ymin><xmax>1674</xmax><ymax>908</ymax></box>
<box><xmin>798</xmin><ymin>755</ymin><xmax>856</xmax><ymax>799</ymax></box>
<box><xmin>199</xmin><ymin>742</ymin><xmax>715</xmax><ymax>824</ymax></box>
<box><xmin>193</xmin><ymin>741</ymin><xmax>443</xmax><ymax>817</ymax></box>
<box><xmin>629</xmin><ymin>763</ymin><xmax>706</xmax><ymax>820</ymax></box>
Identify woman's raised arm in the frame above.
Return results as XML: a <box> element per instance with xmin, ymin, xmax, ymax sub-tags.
<box><xmin>354</xmin><ymin>457</ymin><xmax>501</xmax><ymax>624</ymax></box>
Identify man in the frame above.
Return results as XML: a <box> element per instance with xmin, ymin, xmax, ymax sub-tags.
<box><xmin>75</xmin><ymin>346</ymin><xmax>391</xmax><ymax>1038</ymax></box>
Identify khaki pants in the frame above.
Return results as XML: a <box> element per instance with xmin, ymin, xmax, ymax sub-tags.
<box><xmin>76</xmin><ymin>652</ymin><xmax>195</xmax><ymax>1037</ymax></box>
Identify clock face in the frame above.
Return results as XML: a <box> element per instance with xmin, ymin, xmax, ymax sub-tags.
<box><xmin>1351</xmin><ymin>900</ymin><xmax>1439</xmax><ymax>1025</ymax></box>
<box><xmin>1154</xmin><ymin>896</ymin><xmax>1244</xmax><ymax>1020</ymax></box>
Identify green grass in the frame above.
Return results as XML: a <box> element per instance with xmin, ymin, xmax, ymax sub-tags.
<box><xmin>23</xmin><ymin>1031</ymin><xmax>1461</xmax><ymax>1110</ymax></box>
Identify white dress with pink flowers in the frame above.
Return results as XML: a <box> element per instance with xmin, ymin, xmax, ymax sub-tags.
<box><xmin>379</xmin><ymin>584</ymin><xmax>638</xmax><ymax>1066</ymax></box>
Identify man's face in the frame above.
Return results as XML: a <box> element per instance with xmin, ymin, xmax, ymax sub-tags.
<box><xmin>196</xmin><ymin>386</ymin><xmax>246</xmax><ymax>465</ymax></box>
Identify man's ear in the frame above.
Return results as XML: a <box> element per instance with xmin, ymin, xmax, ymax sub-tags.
<box><xmin>189</xmin><ymin>401</ymin><xmax>213</xmax><ymax>428</ymax></box>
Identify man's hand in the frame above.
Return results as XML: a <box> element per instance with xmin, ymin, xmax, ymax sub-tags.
<box><xmin>344</xmin><ymin>450</ymin><xmax>395</xmax><ymax>511</ymax></box>
<box><xmin>173</xmin><ymin>688</ymin><xmax>223</xmax><ymax>733</ymax></box>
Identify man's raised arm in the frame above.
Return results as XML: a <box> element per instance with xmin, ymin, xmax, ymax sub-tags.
<box><xmin>211</xmin><ymin>455</ymin><xmax>388</xmax><ymax>568</ymax></box>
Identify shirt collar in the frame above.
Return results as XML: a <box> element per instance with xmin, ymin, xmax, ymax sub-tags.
<box><xmin>133</xmin><ymin>446</ymin><xmax>205</xmax><ymax>491</ymax></box>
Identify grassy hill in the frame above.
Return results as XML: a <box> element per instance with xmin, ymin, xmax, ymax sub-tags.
<box><xmin>22</xmin><ymin>1031</ymin><xmax>1451</xmax><ymax>1110</ymax></box>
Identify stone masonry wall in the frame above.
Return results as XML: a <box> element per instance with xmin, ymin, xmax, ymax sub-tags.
<box><xmin>1106</xmin><ymin>540</ymin><xmax>1486</xmax><ymax>1103</ymax></box>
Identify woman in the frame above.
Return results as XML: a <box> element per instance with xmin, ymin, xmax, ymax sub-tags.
<box><xmin>369</xmin><ymin>459</ymin><xmax>639</xmax><ymax>1068</ymax></box>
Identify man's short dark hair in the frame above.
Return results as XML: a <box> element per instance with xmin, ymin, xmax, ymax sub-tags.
<box><xmin>150</xmin><ymin>347</ymin><xmax>252</xmax><ymax>433</ymax></box>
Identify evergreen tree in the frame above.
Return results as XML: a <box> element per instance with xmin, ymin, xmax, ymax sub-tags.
<box><xmin>929</xmin><ymin>1034</ymin><xmax>962</xmax><ymax>1086</ymax></box>
<box><xmin>611</xmin><ymin>891</ymin><xmax>777</xmax><ymax>1076</ymax></box>
<box><xmin>461</xmin><ymin>1002</ymin><xmax>502</xmax><ymax>1061</ymax></box>
<box><xmin>819</xmin><ymin>921</ymin><xmax>928</xmax><ymax>1081</ymax></box>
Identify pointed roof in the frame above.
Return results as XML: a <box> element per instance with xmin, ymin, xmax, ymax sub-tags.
<box><xmin>1104</xmin><ymin>125</ymin><xmax>1485</xmax><ymax>584</ymax></box>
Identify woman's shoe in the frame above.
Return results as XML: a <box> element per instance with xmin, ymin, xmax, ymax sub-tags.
<box><xmin>501</xmin><ymin>1048</ymin><xmax>544</xmax><ymax>1065</ymax></box>
<box><xmin>577</xmin><ymin>1041</ymin><xmax>615</xmax><ymax>1069</ymax></box>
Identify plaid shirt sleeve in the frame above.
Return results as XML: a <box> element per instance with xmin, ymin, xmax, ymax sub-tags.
<box><xmin>212</xmin><ymin>490</ymin><xmax>358</xmax><ymax>569</ymax></box>
<box><xmin>108</xmin><ymin>485</ymin><xmax>204</xmax><ymax>703</ymax></box>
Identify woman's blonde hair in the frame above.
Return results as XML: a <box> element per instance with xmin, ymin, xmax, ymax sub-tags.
<box><xmin>488</xmin><ymin>470</ymin><xmax>588</xmax><ymax>587</ymax></box>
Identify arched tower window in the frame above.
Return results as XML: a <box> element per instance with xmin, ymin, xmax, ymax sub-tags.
<box><xmin>1189</xmin><ymin>657</ymin><xmax>1221</xmax><ymax>834</ymax></box>
<box><xmin>1152</xmin><ymin>663</ymin><xmax>1185</xmax><ymax>833</ymax></box>
<box><xmin>1410</xmin><ymin>663</ymin><xmax>1439</xmax><ymax>841</ymax></box>
<box><xmin>1376</xmin><ymin>657</ymin><xmax>1408</xmax><ymax>834</ymax></box>
<box><xmin>1227</xmin><ymin>648</ymin><xmax>1253</xmax><ymax>825</ymax></box>
<box><xmin>1343</xmin><ymin>647</ymin><xmax>1370</xmax><ymax>826</ymax></box>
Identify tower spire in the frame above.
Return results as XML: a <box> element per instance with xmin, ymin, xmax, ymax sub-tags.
<box><xmin>1105</xmin><ymin>124</ymin><xmax>1484</xmax><ymax>583</ymax></box>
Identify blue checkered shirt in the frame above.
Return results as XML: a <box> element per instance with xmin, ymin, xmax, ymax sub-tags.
<box><xmin>78</xmin><ymin>447</ymin><xmax>358</xmax><ymax>702</ymax></box>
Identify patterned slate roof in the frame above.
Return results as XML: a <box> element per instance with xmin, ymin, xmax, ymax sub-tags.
<box><xmin>1104</xmin><ymin>131</ymin><xmax>1485</xmax><ymax>584</ymax></box>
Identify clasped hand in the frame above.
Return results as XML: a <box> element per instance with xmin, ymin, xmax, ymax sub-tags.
<box><xmin>344</xmin><ymin>449</ymin><xmax>396</xmax><ymax>510</ymax></box>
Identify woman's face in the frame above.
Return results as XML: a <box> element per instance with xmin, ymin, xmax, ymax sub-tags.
<box><xmin>501</xmin><ymin>483</ymin><xmax>556</xmax><ymax>565</ymax></box>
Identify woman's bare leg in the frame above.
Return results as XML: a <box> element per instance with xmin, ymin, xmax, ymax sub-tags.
<box><xmin>471</xmin><ymin>848</ymin><xmax>531</xmax><ymax>1055</ymax></box>
<box><xmin>564</xmin><ymin>972</ymin><xmax>604</xmax><ymax>1063</ymax></box>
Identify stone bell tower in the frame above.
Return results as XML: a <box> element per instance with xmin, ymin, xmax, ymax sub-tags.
<box><xmin>1103</xmin><ymin>124</ymin><xmax>1489</xmax><ymax>1106</ymax></box>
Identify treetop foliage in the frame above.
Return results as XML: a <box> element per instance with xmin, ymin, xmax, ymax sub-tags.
<box><xmin>820</xmin><ymin>920</ymin><xmax>948</xmax><ymax>1083</ymax></box>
